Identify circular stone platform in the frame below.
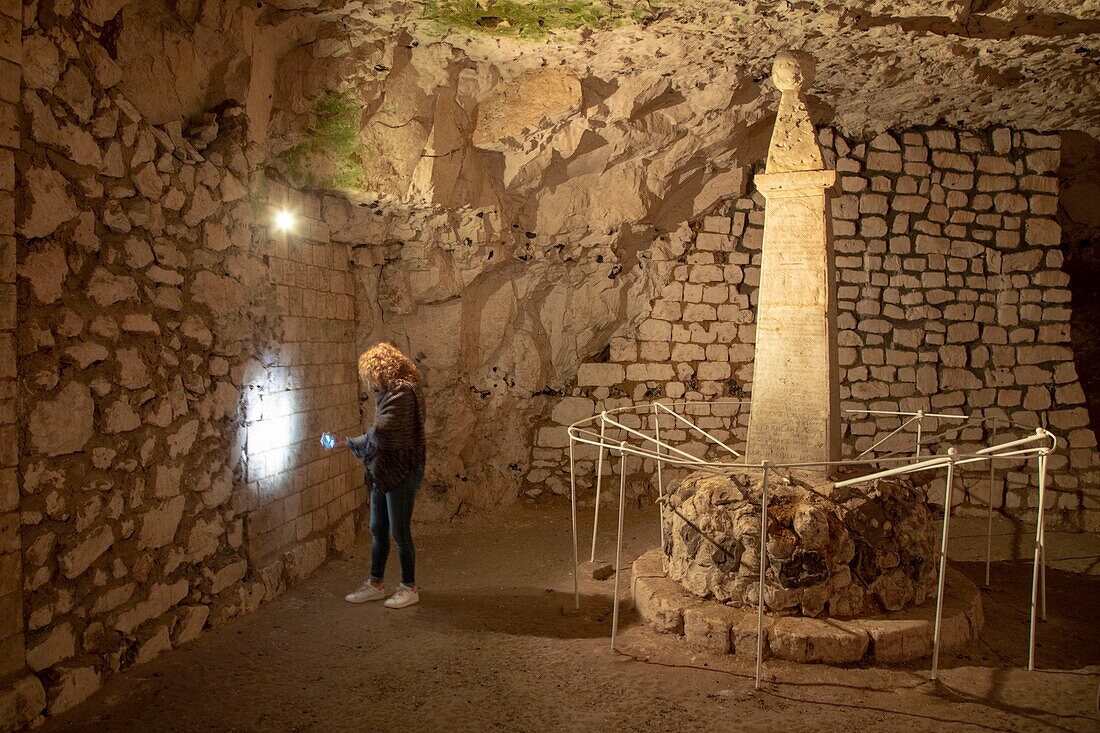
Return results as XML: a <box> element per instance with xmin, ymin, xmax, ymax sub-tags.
<box><xmin>631</xmin><ymin>549</ymin><xmax>983</xmax><ymax>664</ymax></box>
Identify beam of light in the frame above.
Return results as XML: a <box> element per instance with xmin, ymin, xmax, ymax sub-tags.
<box><xmin>244</xmin><ymin>367</ymin><xmax>301</xmax><ymax>497</ymax></box>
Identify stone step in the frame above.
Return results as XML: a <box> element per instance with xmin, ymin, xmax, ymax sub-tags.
<box><xmin>631</xmin><ymin>548</ymin><xmax>983</xmax><ymax>664</ymax></box>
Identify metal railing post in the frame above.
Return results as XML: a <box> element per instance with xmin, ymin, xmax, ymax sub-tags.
<box><xmin>931</xmin><ymin>447</ymin><xmax>958</xmax><ymax>682</ymax></box>
<box><xmin>915</xmin><ymin>409</ymin><xmax>924</xmax><ymax>457</ymax></box>
<box><xmin>590</xmin><ymin>413</ymin><xmax>608</xmax><ymax>562</ymax></box>
<box><xmin>611</xmin><ymin>442</ymin><xmax>628</xmax><ymax>652</ymax></box>
<box><xmin>569</xmin><ymin>438</ymin><xmax>580</xmax><ymax>610</ymax></box>
<box><xmin>653</xmin><ymin>403</ymin><xmax>666</xmax><ymax>550</ymax></box>
<box><xmin>984</xmin><ymin>416</ymin><xmax>998</xmax><ymax>588</ymax></box>
<box><xmin>1029</xmin><ymin>449</ymin><xmax>1049</xmax><ymax>670</ymax></box>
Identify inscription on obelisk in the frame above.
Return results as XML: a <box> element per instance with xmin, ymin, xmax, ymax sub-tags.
<box><xmin>744</xmin><ymin>50</ymin><xmax>840</xmax><ymax>471</ymax></box>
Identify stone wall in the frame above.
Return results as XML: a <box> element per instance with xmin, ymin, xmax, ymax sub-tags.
<box><xmin>0</xmin><ymin>2</ymin><xmax>46</xmax><ymax>728</ymax></box>
<box><xmin>243</xmin><ymin>183</ymin><xmax>362</xmax><ymax>586</ymax></box>
<box><xmin>533</xmin><ymin>126</ymin><xmax>1099</xmax><ymax>531</ymax></box>
<box><xmin>10</xmin><ymin>10</ymin><xmax>365</xmax><ymax>724</ymax></box>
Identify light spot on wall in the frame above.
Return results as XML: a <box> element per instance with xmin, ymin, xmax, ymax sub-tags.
<box><xmin>244</xmin><ymin>375</ymin><xmax>300</xmax><ymax>489</ymax></box>
<box><xmin>273</xmin><ymin>209</ymin><xmax>296</xmax><ymax>234</ymax></box>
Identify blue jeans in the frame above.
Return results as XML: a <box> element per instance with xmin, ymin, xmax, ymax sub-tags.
<box><xmin>369</xmin><ymin>469</ymin><xmax>422</xmax><ymax>586</ymax></box>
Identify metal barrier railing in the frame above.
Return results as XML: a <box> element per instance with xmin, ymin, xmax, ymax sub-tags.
<box><xmin>565</xmin><ymin>400</ymin><xmax>1058</xmax><ymax>689</ymax></box>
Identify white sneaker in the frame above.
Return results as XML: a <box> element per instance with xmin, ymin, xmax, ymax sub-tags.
<box><xmin>344</xmin><ymin>581</ymin><xmax>386</xmax><ymax>603</ymax></box>
<box><xmin>383</xmin><ymin>583</ymin><xmax>419</xmax><ymax>609</ymax></box>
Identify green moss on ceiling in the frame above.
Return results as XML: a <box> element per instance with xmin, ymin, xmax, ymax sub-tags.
<box><xmin>423</xmin><ymin>0</ymin><xmax>661</xmax><ymax>38</ymax></box>
<box><xmin>279</xmin><ymin>89</ymin><xmax>370</xmax><ymax>191</ymax></box>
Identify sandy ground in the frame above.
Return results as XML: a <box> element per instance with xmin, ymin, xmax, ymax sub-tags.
<box><xmin>40</xmin><ymin>503</ymin><xmax>1100</xmax><ymax>733</ymax></box>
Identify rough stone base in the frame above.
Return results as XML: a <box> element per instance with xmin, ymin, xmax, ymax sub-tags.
<box><xmin>663</xmin><ymin>470</ymin><xmax>938</xmax><ymax>617</ymax></box>
<box><xmin>632</xmin><ymin>548</ymin><xmax>982</xmax><ymax>664</ymax></box>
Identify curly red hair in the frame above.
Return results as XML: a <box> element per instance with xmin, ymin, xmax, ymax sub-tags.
<box><xmin>358</xmin><ymin>343</ymin><xmax>421</xmax><ymax>391</ymax></box>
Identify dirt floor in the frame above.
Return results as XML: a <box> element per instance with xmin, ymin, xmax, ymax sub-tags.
<box><xmin>40</xmin><ymin>502</ymin><xmax>1100</xmax><ymax>733</ymax></box>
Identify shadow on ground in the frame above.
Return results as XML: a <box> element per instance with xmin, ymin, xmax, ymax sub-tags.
<box><xmin>413</xmin><ymin>589</ymin><xmax>629</xmax><ymax>639</ymax></box>
<box><xmin>34</xmin><ymin>505</ymin><xmax>1100</xmax><ymax>733</ymax></box>
<box><xmin>954</xmin><ymin>561</ymin><xmax>1100</xmax><ymax>671</ymax></box>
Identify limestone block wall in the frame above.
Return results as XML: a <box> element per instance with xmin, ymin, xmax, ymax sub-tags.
<box><xmin>15</xmin><ymin>81</ymin><xmax>256</xmax><ymax>717</ymax></box>
<box><xmin>0</xmin><ymin>3</ymin><xmax>46</xmax><ymax>728</ymax></box>
<box><xmin>533</xmin><ymin>126</ymin><xmax>1100</xmax><ymax>531</ymax></box>
<box><xmin>10</xmin><ymin>11</ymin><xmax>365</xmax><ymax>723</ymax></box>
<box><xmin>243</xmin><ymin>184</ymin><xmax>362</xmax><ymax>584</ymax></box>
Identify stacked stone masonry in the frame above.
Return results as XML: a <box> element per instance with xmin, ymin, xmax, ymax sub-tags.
<box><xmin>0</xmin><ymin>1</ymin><xmax>44</xmax><ymax>727</ymax></box>
<box><xmin>532</xmin><ymin>127</ymin><xmax>1099</xmax><ymax>532</ymax></box>
<box><xmin>10</xmin><ymin>12</ymin><xmax>366</xmax><ymax>726</ymax></box>
<box><xmin>245</xmin><ymin>182</ymin><xmax>363</xmax><ymax>578</ymax></box>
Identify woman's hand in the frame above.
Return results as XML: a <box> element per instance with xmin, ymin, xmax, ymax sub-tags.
<box><xmin>320</xmin><ymin>433</ymin><xmax>347</xmax><ymax>450</ymax></box>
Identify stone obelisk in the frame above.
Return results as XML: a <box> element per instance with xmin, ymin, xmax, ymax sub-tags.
<box><xmin>744</xmin><ymin>51</ymin><xmax>840</xmax><ymax>472</ymax></box>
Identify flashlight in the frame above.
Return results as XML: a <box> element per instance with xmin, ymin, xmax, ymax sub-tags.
<box><xmin>320</xmin><ymin>432</ymin><xmax>337</xmax><ymax>449</ymax></box>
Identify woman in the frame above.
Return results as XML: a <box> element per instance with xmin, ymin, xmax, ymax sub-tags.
<box><xmin>328</xmin><ymin>343</ymin><xmax>426</xmax><ymax>609</ymax></box>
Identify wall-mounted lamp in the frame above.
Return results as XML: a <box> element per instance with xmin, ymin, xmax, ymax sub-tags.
<box><xmin>273</xmin><ymin>209</ymin><xmax>296</xmax><ymax>233</ymax></box>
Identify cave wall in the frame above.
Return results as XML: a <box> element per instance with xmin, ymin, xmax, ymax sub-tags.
<box><xmin>0</xmin><ymin>0</ymin><xmax>1096</xmax><ymax>727</ymax></box>
<box><xmin>243</xmin><ymin>0</ymin><xmax>1100</xmax><ymax>527</ymax></box>
<box><xmin>335</xmin><ymin>193</ymin><xmax>664</xmax><ymax>520</ymax></box>
<box><xmin>266</xmin><ymin>2</ymin><xmax>1100</xmax><ymax>530</ymax></box>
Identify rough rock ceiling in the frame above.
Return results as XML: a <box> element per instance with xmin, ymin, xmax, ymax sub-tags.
<box><xmin>111</xmin><ymin>1</ymin><xmax>1100</xmax><ymax>235</ymax></box>
<box><xmin>251</xmin><ymin>1</ymin><xmax>1098</xmax><ymax>239</ymax></box>
<box><xmin>325</xmin><ymin>0</ymin><xmax>1100</xmax><ymax>135</ymax></box>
